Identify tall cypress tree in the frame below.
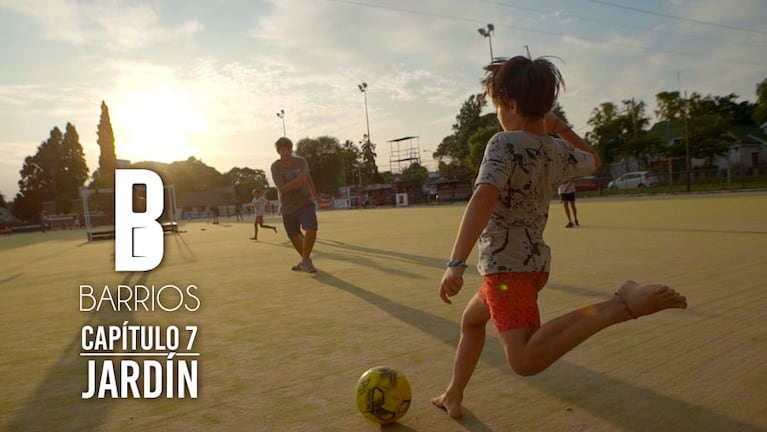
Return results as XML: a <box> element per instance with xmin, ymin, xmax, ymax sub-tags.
<box><xmin>96</xmin><ymin>101</ymin><xmax>117</xmax><ymax>188</ymax></box>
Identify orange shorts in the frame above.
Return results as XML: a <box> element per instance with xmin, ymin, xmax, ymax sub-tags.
<box><xmin>255</xmin><ymin>216</ymin><xmax>264</xmax><ymax>224</ymax></box>
<box><xmin>477</xmin><ymin>272</ymin><xmax>549</xmax><ymax>332</ymax></box>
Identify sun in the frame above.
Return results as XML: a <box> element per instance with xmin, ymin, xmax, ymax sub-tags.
<box><xmin>114</xmin><ymin>88</ymin><xmax>205</xmax><ymax>163</ymax></box>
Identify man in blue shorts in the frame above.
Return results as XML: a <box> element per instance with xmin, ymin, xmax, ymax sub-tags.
<box><xmin>270</xmin><ymin>137</ymin><xmax>320</xmax><ymax>273</ymax></box>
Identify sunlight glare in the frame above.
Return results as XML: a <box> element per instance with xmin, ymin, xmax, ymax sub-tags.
<box><xmin>114</xmin><ymin>88</ymin><xmax>206</xmax><ymax>163</ymax></box>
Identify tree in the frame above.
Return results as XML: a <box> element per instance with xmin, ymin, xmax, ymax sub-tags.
<box><xmin>13</xmin><ymin>125</ymin><xmax>89</xmax><ymax>220</ymax></box>
<box><xmin>169</xmin><ymin>157</ymin><xmax>228</xmax><ymax>192</ymax></box>
<box><xmin>754</xmin><ymin>78</ymin><xmax>767</xmax><ymax>126</ymax></box>
<box><xmin>467</xmin><ymin>126</ymin><xmax>499</xmax><ymax>176</ymax></box>
<box><xmin>295</xmin><ymin>136</ymin><xmax>345</xmax><ymax>195</ymax></box>
<box><xmin>435</xmin><ymin>94</ymin><xmax>484</xmax><ymax>162</ymax></box>
<box><xmin>654</xmin><ymin>91</ymin><xmax>686</xmax><ymax>121</ymax></box>
<box><xmin>360</xmin><ymin>134</ymin><xmax>381</xmax><ymax>184</ymax></box>
<box><xmin>684</xmin><ymin>93</ymin><xmax>740</xmax><ymax>162</ymax></box>
<box><xmin>622</xmin><ymin>99</ymin><xmax>660</xmax><ymax>167</ymax></box>
<box><xmin>339</xmin><ymin>139</ymin><xmax>362</xmax><ymax>192</ymax></box>
<box><xmin>399</xmin><ymin>162</ymin><xmax>428</xmax><ymax>184</ymax></box>
<box><xmin>706</xmin><ymin>93</ymin><xmax>755</xmax><ymax>127</ymax></box>
<box><xmin>586</xmin><ymin>102</ymin><xmax>624</xmax><ymax>169</ymax></box>
<box><xmin>585</xmin><ymin>99</ymin><xmax>659</xmax><ymax>171</ymax></box>
<box><xmin>132</xmin><ymin>157</ymin><xmax>229</xmax><ymax>193</ymax></box>
<box><xmin>93</xmin><ymin>101</ymin><xmax>117</xmax><ymax>188</ymax></box>
<box><xmin>225</xmin><ymin>167</ymin><xmax>270</xmax><ymax>203</ymax></box>
<box><xmin>435</xmin><ymin>94</ymin><xmax>498</xmax><ymax>181</ymax></box>
<box><xmin>59</xmin><ymin>123</ymin><xmax>90</xmax><ymax>209</ymax></box>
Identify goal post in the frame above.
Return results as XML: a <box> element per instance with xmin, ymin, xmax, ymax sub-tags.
<box><xmin>80</xmin><ymin>184</ymin><xmax>178</xmax><ymax>241</ymax></box>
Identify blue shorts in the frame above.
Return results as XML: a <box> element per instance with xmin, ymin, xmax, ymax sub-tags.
<box><xmin>282</xmin><ymin>203</ymin><xmax>318</xmax><ymax>238</ymax></box>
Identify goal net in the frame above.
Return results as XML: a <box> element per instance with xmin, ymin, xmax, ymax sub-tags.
<box><xmin>80</xmin><ymin>185</ymin><xmax>178</xmax><ymax>241</ymax></box>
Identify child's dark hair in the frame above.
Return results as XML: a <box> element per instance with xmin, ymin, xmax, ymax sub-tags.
<box><xmin>481</xmin><ymin>56</ymin><xmax>564</xmax><ymax>119</ymax></box>
<box><xmin>275</xmin><ymin>137</ymin><xmax>293</xmax><ymax>150</ymax></box>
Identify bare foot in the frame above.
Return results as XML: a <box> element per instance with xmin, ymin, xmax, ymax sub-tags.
<box><xmin>431</xmin><ymin>392</ymin><xmax>463</xmax><ymax>418</ymax></box>
<box><xmin>615</xmin><ymin>280</ymin><xmax>687</xmax><ymax>320</ymax></box>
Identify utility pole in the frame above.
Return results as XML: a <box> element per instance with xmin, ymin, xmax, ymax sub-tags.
<box><xmin>684</xmin><ymin>91</ymin><xmax>691</xmax><ymax>192</ymax></box>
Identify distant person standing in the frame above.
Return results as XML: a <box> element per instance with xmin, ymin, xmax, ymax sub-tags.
<box><xmin>40</xmin><ymin>208</ymin><xmax>47</xmax><ymax>233</ymax></box>
<box><xmin>270</xmin><ymin>137</ymin><xmax>320</xmax><ymax>273</ymax></box>
<box><xmin>234</xmin><ymin>199</ymin><xmax>244</xmax><ymax>222</ymax></box>
<box><xmin>558</xmin><ymin>178</ymin><xmax>579</xmax><ymax>228</ymax></box>
<box><xmin>250</xmin><ymin>189</ymin><xmax>277</xmax><ymax>240</ymax></box>
<box><xmin>210</xmin><ymin>203</ymin><xmax>220</xmax><ymax>225</ymax></box>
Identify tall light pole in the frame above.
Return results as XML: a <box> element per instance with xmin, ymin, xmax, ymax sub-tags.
<box><xmin>276</xmin><ymin>109</ymin><xmax>286</xmax><ymax>136</ymax></box>
<box><xmin>357</xmin><ymin>82</ymin><xmax>371</xmax><ymax>206</ymax></box>
<box><xmin>358</xmin><ymin>82</ymin><xmax>371</xmax><ymax>145</ymax></box>
<box><xmin>477</xmin><ymin>23</ymin><xmax>494</xmax><ymax>62</ymax></box>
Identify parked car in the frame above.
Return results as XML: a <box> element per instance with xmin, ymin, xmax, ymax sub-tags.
<box><xmin>608</xmin><ymin>171</ymin><xmax>660</xmax><ymax>190</ymax></box>
<box><xmin>573</xmin><ymin>176</ymin><xmax>601</xmax><ymax>192</ymax></box>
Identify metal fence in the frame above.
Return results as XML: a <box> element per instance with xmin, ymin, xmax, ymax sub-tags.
<box><xmin>585</xmin><ymin>166</ymin><xmax>767</xmax><ymax>196</ymax></box>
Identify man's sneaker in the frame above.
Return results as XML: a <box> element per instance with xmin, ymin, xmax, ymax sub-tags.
<box><xmin>291</xmin><ymin>262</ymin><xmax>304</xmax><ymax>271</ymax></box>
<box><xmin>566</xmin><ymin>222</ymin><xmax>574</xmax><ymax>228</ymax></box>
<box><xmin>575</xmin><ymin>219</ymin><xmax>580</xmax><ymax>226</ymax></box>
<box><xmin>301</xmin><ymin>259</ymin><xmax>317</xmax><ymax>273</ymax></box>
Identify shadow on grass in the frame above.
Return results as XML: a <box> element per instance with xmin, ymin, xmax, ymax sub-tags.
<box><xmin>314</xmin><ymin>272</ymin><xmax>765</xmax><ymax>432</ymax></box>
<box><xmin>168</xmin><ymin>232</ymin><xmax>199</xmax><ymax>264</ymax></box>
<box><xmin>0</xmin><ymin>272</ymin><xmax>22</xmax><ymax>286</ymax></box>
<box><xmin>5</xmin><ymin>272</ymin><xmax>147</xmax><ymax>432</ymax></box>
<box><xmin>310</xmin><ymin>239</ymin><xmax>449</xmax><ymax>280</ymax></box>
<box><xmin>316</xmin><ymin>239</ymin><xmax>446</xmax><ymax>269</ymax></box>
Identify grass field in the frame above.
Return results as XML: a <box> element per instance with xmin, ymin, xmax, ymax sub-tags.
<box><xmin>1</xmin><ymin>191</ymin><xmax>766</xmax><ymax>432</ymax></box>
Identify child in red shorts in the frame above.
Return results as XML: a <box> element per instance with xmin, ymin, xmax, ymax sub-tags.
<box><xmin>250</xmin><ymin>189</ymin><xmax>277</xmax><ymax>240</ymax></box>
<box><xmin>432</xmin><ymin>55</ymin><xmax>687</xmax><ymax>419</ymax></box>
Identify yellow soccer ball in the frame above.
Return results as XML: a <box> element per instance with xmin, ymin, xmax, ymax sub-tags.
<box><xmin>355</xmin><ymin>366</ymin><xmax>412</xmax><ymax>424</ymax></box>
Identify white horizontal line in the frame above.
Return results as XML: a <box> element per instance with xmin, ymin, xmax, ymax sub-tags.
<box><xmin>79</xmin><ymin>353</ymin><xmax>200</xmax><ymax>357</ymax></box>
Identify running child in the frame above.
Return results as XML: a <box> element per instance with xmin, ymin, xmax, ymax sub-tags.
<box><xmin>250</xmin><ymin>189</ymin><xmax>277</xmax><ymax>240</ymax></box>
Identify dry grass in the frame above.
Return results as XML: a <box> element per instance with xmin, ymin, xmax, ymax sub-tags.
<box><xmin>1</xmin><ymin>191</ymin><xmax>766</xmax><ymax>432</ymax></box>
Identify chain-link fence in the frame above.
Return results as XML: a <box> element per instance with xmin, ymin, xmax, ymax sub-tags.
<box><xmin>584</xmin><ymin>166</ymin><xmax>767</xmax><ymax>196</ymax></box>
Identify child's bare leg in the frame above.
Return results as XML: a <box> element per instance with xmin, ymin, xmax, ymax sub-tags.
<box><xmin>501</xmin><ymin>281</ymin><xmax>687</xmax><ymax>376</ymax></box>
<box><xmin>563</xmin><ymin>203</ymin><xmax>572</xmax><ymax>222</ymax></box>
<box><xmin>569</xmin><ymin>202</ymin><xmax>578</xmax><ymax>222</ymax></box>
<box><xmin>432</xmin><ymin>295</ymin><xmax>490</xmax><ymax>418</ymax></box>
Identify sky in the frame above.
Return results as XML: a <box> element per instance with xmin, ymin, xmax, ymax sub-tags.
<box><xmin>1</xmin><ymin>0</ymin><xmax>766</xmax><ymax>199</ymax></box>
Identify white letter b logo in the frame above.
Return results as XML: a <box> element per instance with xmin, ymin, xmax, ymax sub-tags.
<box><xmin>115</xmin><ymin>169</ymin><xmax>164</xmax><ymax>271</ymax></box>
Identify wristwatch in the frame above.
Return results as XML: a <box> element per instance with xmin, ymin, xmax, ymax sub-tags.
<box><xmin>446</xmin><ymin>260</ymin><xmax>468</xmax><ymax>268</ymax></box>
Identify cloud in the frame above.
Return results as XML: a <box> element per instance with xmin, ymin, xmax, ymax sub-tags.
<box><xmin>0</xmin><ymin>0</ymin><xmax>201</xmax><ymax>51</ymax></box>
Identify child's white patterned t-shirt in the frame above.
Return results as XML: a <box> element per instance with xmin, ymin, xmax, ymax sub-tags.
<box><xmin>474</xmin><ymin>131</ymin><xmax>595</xmax><ymax>275</ymax></box>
